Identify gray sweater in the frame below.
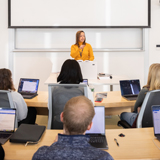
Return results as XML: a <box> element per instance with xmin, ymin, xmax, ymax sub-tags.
<box><xmin>134</xmin><ymin>88</ymin><xmax>149</xmax><ymax>112</ymax></box>
<box><xmin>32</xmin><ymin>134</ymin><xmax>114</xmax><ymax>160</ymax></box>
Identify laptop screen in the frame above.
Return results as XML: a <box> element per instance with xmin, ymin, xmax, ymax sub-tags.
<box><xmin>120</xmin><ymin>79</ymin><xmax>140</xmax><ymax>96</ymax></box>
<box><xmin>86</xmin><ymin>106</ymin><xmax>105</xmax><ymax>134</ymax></box>
<box><xmin>18</xmin><ymin>78</ymin><xmax>39</xmax><ymax>94</ymax></box>
<box><xmin>82</xmin><ymin>79</ymin><xmax>88</xmax><ymax>85</ymax></box>
<box><xmin>152</xmin><ymin>106</ymin><xmax>160</xmax><ymax>135</ymax></box>
<box><xmin>0</xmin><ymin>108</ymin><xmax>15</xmax><ymax>132</ymax></box>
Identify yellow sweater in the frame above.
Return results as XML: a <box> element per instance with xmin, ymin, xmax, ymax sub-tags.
<box><xmin>70</xmin><ymin>42</ymin><xmax>94</xmax><ymax>61</ymax></box>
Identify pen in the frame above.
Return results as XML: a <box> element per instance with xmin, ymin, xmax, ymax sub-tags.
<box><xmin>114</xmin><ymin>138</ymin><xmax>119</xmax><ymax>146</ymax></box>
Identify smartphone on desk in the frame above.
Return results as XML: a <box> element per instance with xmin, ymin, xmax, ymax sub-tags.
<box><xmin>95</xmin><ymin>98</ymin><xmax>103</xmax><ymax>102</ymax></box>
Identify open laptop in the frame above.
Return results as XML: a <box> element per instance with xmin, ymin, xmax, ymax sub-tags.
<box><xmin>120</xmin><ymin>79</ymin><xmax>141</xmax><ymax>101</ymax></box>
<box><xmin>82</xmin><ymin>79</ymin><xmax>88</xmax><ymax>86</ymax></box>
<box><xmin>86</xmin><ymin>106</ymin><xmax>108</xmax><ymax>149</ymax></box>
<box><xmin>78</xmin><ymin>61</ymin><xmax>97</xmax><ymax>79</ymax></box>
<box><xmin>0</xmin><ymin>108</ymin><xmax>16</xmax><ymax>145</ymax></box>
<box><xmin>152</xmin><ymin>105</ymin><xmax>160</xmax><ymax>141</ymax></box>
<box><xmin>18</xmin><ymin>78</ymin><xmax>39</xmax><ymax>99</ymax></box>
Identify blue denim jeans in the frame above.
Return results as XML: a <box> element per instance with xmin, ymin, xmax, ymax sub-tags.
<box><xmin>120</xmin><ymin>112</ymin><xmax>138</xmax><ymax>126</ymax></box>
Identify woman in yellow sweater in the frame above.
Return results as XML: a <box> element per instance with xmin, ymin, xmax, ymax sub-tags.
<box><xmin>70</xmin><ymin>31</ymin><xmax>94</xmax><ymax>61</ymax></box>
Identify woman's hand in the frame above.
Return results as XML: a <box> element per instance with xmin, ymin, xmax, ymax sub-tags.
<box><xmin>137</xmin><ymin>107</ymin><xmax>141</xmax><ymax>113</ymax></box>
<box><xmin>79</xmin><ymin>45</ymin><xmax>85</xmax><ymax>49</ymax></box>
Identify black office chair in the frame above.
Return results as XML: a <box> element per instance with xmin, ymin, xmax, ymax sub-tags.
<box><xmin>47</xmin><ymin>84</ymin><xmax>89</xmax><ymax>129</ymax></box>
<box><xmin>118</xmin><ymin>90</ymin><xmax>160</xmax><ymax>128</ymax></box>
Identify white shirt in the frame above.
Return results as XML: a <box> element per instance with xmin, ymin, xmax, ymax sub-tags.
<box><xmin>10</xmin><ymin>91</ymin><xmax>28</xmax><ymax>122</ymax></box>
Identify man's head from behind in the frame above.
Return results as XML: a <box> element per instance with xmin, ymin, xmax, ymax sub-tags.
<box><xmin>60</xmin><ymin>96</ymin><xmax>95</xmax><ymax>135</ymax></box>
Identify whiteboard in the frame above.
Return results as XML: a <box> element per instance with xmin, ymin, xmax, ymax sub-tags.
<box><xmin>9</xmin><ymin>0</ymin><xmax>150</xmax><ymax>28</ymax></box>
<box><xmin>15</xmin><ymin>29</ymin><xmax>142</xmax><ymax>49</ymax></box>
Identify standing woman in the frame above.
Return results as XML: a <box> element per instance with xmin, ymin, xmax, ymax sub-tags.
<box><xmin>70</xmin><ymin>31</ymin><xmax>94</xmax><ymax>61</ymax></box>
<box><xmin>0</xmin><ymin>68</ymin><xmax>36</xmax><ymax>126</ymax></box>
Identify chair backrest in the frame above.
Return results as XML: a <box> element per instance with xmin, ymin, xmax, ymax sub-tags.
<box><xmin>0</xmin><ymin>90</ymin><xmax>14</xmax><ymax>108</ymax></box>
<box><xmin>137</xmin><ymin>90</ymin><xmax>160</xmax><ymax>128</ymax></box>
<box><xmin>47</xmin><ymin>83</ymin><xmax>89</xmax><ymax>129</ymax></box>
<box><xmin>0</xmin><ymin>90</ymin><xmax>18</xmax><ymax>128</ymax></box>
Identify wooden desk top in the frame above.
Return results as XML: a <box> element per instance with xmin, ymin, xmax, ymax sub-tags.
<box><xmin>25</xmin><ymin>91</ymin><xmax>135</xmax><ymax>108</ymax></box>
<box><xmin>25</xmin><ymin>91</ymin><xmax>48</xmax><ymax>107</ymax></box>
<box><xmin>3</xmin><ymin>128</ymin><xmax>160</xmax><ymax>160</ymax></box>
<box><xmin>95</xmin><ymin>91</ymin><xmax>135</xmax><ymax>108</ymax></box>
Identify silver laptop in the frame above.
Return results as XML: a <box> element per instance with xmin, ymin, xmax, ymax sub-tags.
<box><xmin>0</xmin><ymin>108</ymin><xmax>16</xmax><ymax>145</ymax></box>
<box><xmin>86</xmin><ymin>106</ymin><xmax>108</xmax><ymax>149</ymax></box>
<box><xmin>120</xmin><ymin>79</ymin><xmax>141</xmax><ymax>101</ymax></box>
<box><xmin>152</xmin><ymin>105</ymin><xmax>160</xmax><ymax>141</ymax></box>
<box><xmin>78</xmin><ymin>61</ymin><xmax>97</xmax><ymax>79</ymax></box>
<box><xmin>18</xmin><ymin>78</ymin><xmax>39</xmax><ymax>99</ymax></box>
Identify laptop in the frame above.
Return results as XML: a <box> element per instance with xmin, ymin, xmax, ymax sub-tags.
<box><xmin>120</xmin><ymin>79</ymin><xmax>141</xmax><ymax>101</ymax></box>
<box><xmin>78</xmin><ymin>61</ymin><xmax>97</xmax><ymax>79</ymax></box>
<box><xmin>82</xmin><ymin>79</ymin><xmax>88</xmax><ymax>86</ymax></box>
<box><xmin>0</xmin><ymin>108</ymin><xmax>16</xmax><ymax>145</ymax></box>
<box><xmin>151</xmin><ymin>105</ymin><xmax>160</xmax><ymax>141</ymax></box>
<box><xmin>86</xmin><ymin>106</ymin><xmax>108</xmax><ymax>149</ymax></box>
<box><xmin>18</xmin><ymin>78</ymin><xmax>39</xmax><ymax>99</ymax></box>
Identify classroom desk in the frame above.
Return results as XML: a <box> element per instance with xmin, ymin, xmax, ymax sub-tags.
<box><xmin>25</xmin><ymin>91</ymin><xmax>135</xmax><ymax>116</ymax></box>
<box><xmin>25</xmin><ymin>91</ymin><xmax>48</xmax><ymax>115</ymax></box>
<box><xmin>3</xmin><ymin>128</ymin><xmax>160</xmax><ymax>160</ymax></box>
<box><xmin>95</xmin><ymin>91</ymin><xmax>136</xmax><ymax>115</ymax></box>
<box><xmin>45</xmin><ymin>73</ymin><xmax>129</xmax><ymax>91</ymax></box>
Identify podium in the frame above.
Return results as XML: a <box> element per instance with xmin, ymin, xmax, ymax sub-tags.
<box><xmin>78</xmin><ymin>61</ymin><xmax>97</xmax><ymax>79</ymax></box>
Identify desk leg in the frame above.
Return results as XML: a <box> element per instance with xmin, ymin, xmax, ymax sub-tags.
<box><xmin>110</xmin><ymin>85</ymin><xmax>113</xmax><ymax>91</ymax></box>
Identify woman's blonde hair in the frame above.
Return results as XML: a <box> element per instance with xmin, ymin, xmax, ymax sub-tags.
<box><xmin>143</xmin><ymin>63</ymin><xmax>158</xmax><ymax>89</ymax></box>
<box><xmin>149</xmin><ymin>64</ymin><xmax>160</xmax><ymax>90</ymax></box>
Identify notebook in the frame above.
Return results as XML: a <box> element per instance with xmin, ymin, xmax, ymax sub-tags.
<box><xmin>120</xmin><ymin>79</ymin><xmax>141</xmax><ymax>101</ymax></box>
<box><xmin>18</xmin><ymin>78</ymin><xmax>39</xmax><ymax>99</ymax></box>
<box><xmin>0</xmin><ymin>108</ymin><xmax>16</xmax><ymax>145</ymax></box>
<box><xmin>151</xmin><ymin>105</ymin><xmax>160</xmax><ymax>141</ymax></box>
<box><xmin>86</xmin><ymin>106</ymin><xmax>108</xmax><ymax>149</ymax></box>
<box><xmin>10</xmin><ymin>124</ymin><xmax>46</xmax><ymax>145</ymax></box>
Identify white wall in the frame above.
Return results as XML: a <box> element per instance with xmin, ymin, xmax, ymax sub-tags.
<box><xmin>0</xmin><ymin>0</ymin><xmax>9</xmax><ymax>68</ymax></box>
<box><xmin>1</xmin><ymin>0</ymin><xmax>160</xmax><ymax>92</ymax></box>
<box><xmin>149</xmin><ymin>1</ymin><xmax>160</xmax><ymax>64</ymax></box>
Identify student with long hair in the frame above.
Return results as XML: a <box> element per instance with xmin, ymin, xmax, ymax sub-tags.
<box><xmin>120</xmin><ymin>63</ymin><xmax>160</xmax><ymax>126</ymax></box>
<box><xmin>51</xmin><ymin>59</ymin><xmax>94</xmax><ymax>129</ymax></box>
<box><xmin>0</xmin><ymin>68</ymin><xmax>36</xmax><ymax>126</ymax></box>
<box><xmin>70</xmin><ymin>30</ymin><xmax>94</xmax><ymax>61</ymax></box>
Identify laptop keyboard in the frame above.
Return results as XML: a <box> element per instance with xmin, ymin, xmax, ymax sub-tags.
<box><xmin>89</xmin><ymin>136</ymin><xmax>105</xmax><ymax>144</ymax></box>
<box><xmin>0</xmin><ymin>133</ymin><xmax>11</xmax><ymax>139</ymax></box>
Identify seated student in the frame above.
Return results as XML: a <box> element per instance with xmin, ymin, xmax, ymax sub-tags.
<box><xmin>0</xmin><ymin>144</ymin><xmax>4</xmax><ymax>160</ymax></box>
<box><xmin>0</xmin><ymin>68</ymin><xmax>36</xmax><ymax>126</ymax></box>
<box><xmin>52</xmin><ymin>59</ymin><xmax>94</xmax><ymax>129</ymax></box>
<box><xmin>32</xmin><ymin>96</ymin><xmax>113</xmax><ymax>160</ymax></box>
<box><xmin>120</xmin><ymin>63</ymin><xmax>160</xmax><ymax>126</ymax></box>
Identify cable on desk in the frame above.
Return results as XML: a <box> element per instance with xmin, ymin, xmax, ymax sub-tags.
<box><xmin>152</xmin><ymin>137</ymin><xmax>160</xmax><ymax>150</ymax></box>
